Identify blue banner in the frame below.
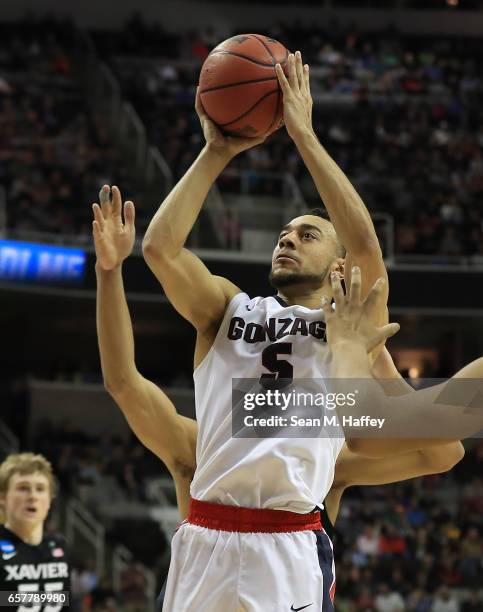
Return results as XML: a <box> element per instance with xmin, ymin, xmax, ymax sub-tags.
<box><xmin>0</xmin><ymin>240</ymin><xmax>86</xmax><ymax>285</ymax></box>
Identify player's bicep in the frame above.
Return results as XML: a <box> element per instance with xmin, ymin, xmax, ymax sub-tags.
<box><xmin>112</xmin><ymin>375</ymin><xmax>196</xmax><ymax>471</ymax></box>
<box><xmin>144</xmin><ymin>247</ymin><xmax>240</xmax><ymax>331</ymax></box>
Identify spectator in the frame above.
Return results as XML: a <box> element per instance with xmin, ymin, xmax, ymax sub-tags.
<box><xmin>431</xmin><ymin>586</ymin><xmax>460</xmax><ymax>612</ymax></box>
<box><xmin>374</xmin><ymin>583</ymin><xmax>405</xmax><ymax>612</ymax></box>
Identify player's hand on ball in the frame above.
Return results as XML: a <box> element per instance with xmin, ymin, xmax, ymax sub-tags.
<box><xmin>322</xmin><ymin>267</ymin><xmax>400</xmax><ymax>353</ymax></box>
<box><xmin>195</xmin><ymin>87</ymin><xmax>271</xmax><ymax>160</ymax></box>
<box><xmin>92</xmin><ymin>185</ymin><xmax>135</xmax><ymax>270</ymax></box>
<box><xmin>275</xmin><ymin>51</ymin><xmax>313</xmax><ymax>142</ymax></box>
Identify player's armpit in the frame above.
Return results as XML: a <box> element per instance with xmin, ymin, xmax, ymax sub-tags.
<box><xmin>108</xmin><ymin>373</ymin><xmax>197</xmax><ymax>477</ymax></box>
<box><xmin>333</xmin><ymin>441</ymin><xmax>464</xmax><ymax>489</ymax></box>
<box><xmin>143</xmin><ymin>246</ymin><xmax>240</xmax><ymax>333</ymax></box>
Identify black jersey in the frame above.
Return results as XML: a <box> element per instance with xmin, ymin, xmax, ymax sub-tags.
<box><xmin>0</xmin><ymin>525</ymin><xmax>70</xmax><ymax>610</ymax></box>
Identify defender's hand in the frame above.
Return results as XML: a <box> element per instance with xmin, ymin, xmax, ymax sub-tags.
<box><xmin>322</xmin><ymin>267</ymin><xmax>400</xmax><ymax>353</ymax></box>
<box><xmin>92</xmin><ymin>185</ymin><xmax>135</xmax><ymax>270</ymax></box>
<box><xmin>275</xmin><ymin>51</ymin><xmax>313</xmax><ymax>142</ymax></box>
<box><xmin>195</xmin><ymin>87</ymin><xmax>272</xmax><ymax>161</ymax></box>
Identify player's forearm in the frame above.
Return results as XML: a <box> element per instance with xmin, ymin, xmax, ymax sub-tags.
<box><xmin>96</xmin><ymin>263</ymin><xmax>137</xmax><ymax>393</ymax></box>
<box><xmin>329</xmin><ymin>342</ymin><xmax>482</xmax><ymax>455</ymax></box>
<box><xmin>143</xmin><ymin>145</ymin><xmax>229</xmax><ymax>259</ymax></box>
<box><xmin>294</xmin><ymin>130</ymin><xmax>379</xmax><ymax>254</ymax></box>
<box><xmin>419</xmin><ymin>442</ymin><xmax>465</xmax><ymax>472</ymax></box>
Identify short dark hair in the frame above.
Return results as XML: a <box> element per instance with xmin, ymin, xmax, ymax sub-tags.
<box><xmin>306</xmin><ymin>208</ymin><xmax>346</xmax><ymax>258</ymax></box>
<box><xmin>308</xmin><ymin>207</ymin><xmax>330</xmax><ymax>221</ymax></box>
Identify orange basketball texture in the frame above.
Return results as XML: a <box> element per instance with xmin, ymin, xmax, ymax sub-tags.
<box><xmin>199</xmin><ymin>34</ymin><xmax>289</xmax><ymax>138</ymax></box>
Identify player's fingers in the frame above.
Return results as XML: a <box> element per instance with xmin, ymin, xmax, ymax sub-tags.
<box><xmin>363</xmin><ymin>277</ymin><xmax>386</xmax><ymax>317</ymax></box>
<box><xmin>195</xmin><ymin>86</ymin><xmax>207</xmax><ymax>119</ymax></box>
<box><xmin>331</xmin><ymin>271</ymin><xmax>345</xmax><ymax>308</ymax></box>
<box><xmin>111</xmin><ymin>185</ymin><xmax>122</xmax><ymax>217</ymax></box>
<box><xmin>304</xmin><ymin>64</ymin><xmax>311</xmax><ymax>97</ymax></box>
<box><xmin>375</xmin><ymin>323</ymin><xmax>400</xmax><ymax>345</ymax></box>
<box><xmin>92</xmin><ymin>203</ymin><xmax>104</xmax><ymax>229</ymax></box>
<box><xmin>287</xmin><ymin>53</ymin><xmax>299</xmax><ymax>91</ymax></box>
<box><xmin>99</xmin><ymin>184</ymin><xmax>111</xmax><ymax>215</ymax></box>
<box><xmin>349</xmin><ymin>266</ymin><xmax>361</xmax><ymax>306</ymax></box>
<box><xmin>92</xmin><ymin>220</ymin><xmax>103</xmax><ymax>242</ymax></box>
<box><xmin>275</xmin><ymin>63</ymin><xmax>289</xmax><ymax>93</ymax></box>
<box><xmin>295</xmin><ymin>51</ymin><xmax>304</xmax><ymax>91</ymax></box>
<box><xmin>321</xmin><ymin>295</ymin><xmax>332</xmax><ymax>317</ymax></box>
<box><xmin>124</xmin><ymin>200</ymin><xmax>135</xmax><ymax>229</ymax></box>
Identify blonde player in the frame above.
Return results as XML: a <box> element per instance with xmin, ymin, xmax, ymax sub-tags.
<box><xmin>0</xmin><ymin>453</ymin><xmax>70</xmax><ymax>610</ymax></box>
<box><xmin>93</xmin><ymin>195</ymin><xmax>465</xmax><ymax>611</ymax></box>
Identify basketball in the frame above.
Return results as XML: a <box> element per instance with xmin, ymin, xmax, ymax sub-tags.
<box><xmin>198</xmin><ymin>34</ymin><xmax>290</xmax><ymax>138</ymax></box>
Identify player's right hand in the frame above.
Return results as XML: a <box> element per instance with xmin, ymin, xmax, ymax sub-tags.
<box><xmin>195</xmin><ymin>87</ymin><xmax>272</xmax><ymax>160</ymax></box>
<box><xmin>322</xmin><ymin>266</ymin><xmax>400</xmax><ymax>353</ymax></box>
<box><xmin>92</xmin><ymin>185</ymin><xmax>135</xmax><ymax>270</ymax></box>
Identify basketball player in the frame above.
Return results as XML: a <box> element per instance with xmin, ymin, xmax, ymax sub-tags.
<box><xmin>0</xmin><ymin>453</ymin><xmax>70</xmax><ymax>611</ymax></box>
<box><xmin>138</xmin><ymin>48</ymin><xmax>483</xmax><ymax>609</ymax></box>
<box><xmin>92</xmin><ymin>195</ymin><xmax>465</xmax><ymax>610</ymax></box>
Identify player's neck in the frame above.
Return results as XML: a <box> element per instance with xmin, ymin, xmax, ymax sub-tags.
<box><xmin>5</xmin><ymin>519</ymin><xmax>43</xmax><ymax>545</ymax></box>
<box><xmin>277</xmin><ymin>288</ymin><xmax>325</xmax><ymax>310</ymax></box>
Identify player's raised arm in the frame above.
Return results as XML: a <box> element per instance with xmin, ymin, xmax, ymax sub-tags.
<box><xmin>275</xmin><ymin>52</ymin><xmax>388</xmax><ymax>328</ymax></box>
<box><xmin>323</xmin><ymin>267</ymin><xmax>483</xmax><ymax>455</ymax></box>
<box><xmin>93</xmin><ymin>187</ymin><xmax>196</xmax><ymax>499</ymax></box>
<box><xmin>142</xmin><ymin>90</ymin><xmax>270</xmax><ymax>333</ymax></box>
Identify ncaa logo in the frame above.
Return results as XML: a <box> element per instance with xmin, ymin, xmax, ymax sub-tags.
<box><xmin>0</xmin><ymin>540</ymin><xmax>15</xmax><ymax>554</ymax></box>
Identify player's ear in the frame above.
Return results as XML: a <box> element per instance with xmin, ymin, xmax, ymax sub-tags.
<box><xmin>328</xmin><ymin>258</ymin><xmax>345</xmax><ymax>277</ymax></box>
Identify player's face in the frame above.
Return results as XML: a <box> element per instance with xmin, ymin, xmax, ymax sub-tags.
<box><xmin>270</xmin><ymin>215</ymin><xmax>340</xmax><ymax>289</ymax></box>
<box><xmin>3</xmin><ymin>472</ymin><xmax>51</xmax><ymax>528</ymax></box>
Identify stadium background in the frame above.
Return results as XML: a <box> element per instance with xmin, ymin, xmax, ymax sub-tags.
<box><xmin>1</xmin><ymin>0</ymin><xmax>483</xmax><ymax>609</ymax></box>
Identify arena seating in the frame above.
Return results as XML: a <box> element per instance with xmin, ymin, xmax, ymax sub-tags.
<box><xmin>94</xmin><ymin>19</ymin><xmax>483</xmax><ymax>257</ymax></box>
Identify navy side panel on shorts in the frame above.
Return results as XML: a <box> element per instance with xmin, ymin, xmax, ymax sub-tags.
<box><xmin>313</xmin><ymin>529</ymin><xmax>335</xmax><ymax>612</ymax></box>
<box><xmin>156</xmin><ymin>579</ymin><xmax>166</xmax><ymax>612</ymax></box>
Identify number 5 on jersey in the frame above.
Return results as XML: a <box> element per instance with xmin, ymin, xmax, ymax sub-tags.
<box><xmin>260</xmin><ymin>342</ymin><xmax>293</xmax><ymax>389</ymax></box>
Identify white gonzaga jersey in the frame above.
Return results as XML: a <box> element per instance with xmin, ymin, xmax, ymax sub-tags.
<box><xmin>191</xmin><ymin>292</ymin><xmax>345</xmax><ymax>513</ymax></box>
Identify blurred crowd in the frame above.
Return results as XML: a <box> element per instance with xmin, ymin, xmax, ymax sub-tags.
<box><xmin>2</xmin><ymin>16</ymin><xmax>483</xmax><ymax>257</ymax></box>
<box><xmin>0</xmin><ymin>18</ymin><xmax>132</xmax><ymax>238</ymax></box>
<box><xmin>334</xmin><ymin>443</ymin><xmax>483</xmax><ymax>611</ymax></box>
<box><xmin>97</xmin><ymin>16</ymin><xmax>483</xmax><ymax>258</ymax></box>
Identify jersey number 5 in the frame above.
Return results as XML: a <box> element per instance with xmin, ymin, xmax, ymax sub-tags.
<box><xmin>260</xmin><ymin>342</ymin><xmax>293</xmax><ymax>388</ymax></box>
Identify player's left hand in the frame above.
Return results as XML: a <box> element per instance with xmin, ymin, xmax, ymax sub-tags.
<box><xmin>322</xmin><ymin>266</ymin><xmax>400</xmax><ymax>353</ymax></box>
<box><xmin>275</xmin><ymin>51</ymin><xmax>313</xmax><ymax>142</ymax></box>
<box><xmin>92</xmin><ymin>185</ymin><xmax>135</xmax><ymax>270</ymax></box>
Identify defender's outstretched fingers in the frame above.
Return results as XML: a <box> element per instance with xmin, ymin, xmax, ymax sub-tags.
<box><xmin>375</xmin><ymin>323</ymin><xmax>400</xmax><ymax>346</ymax></box>
<box><xmin>321</xmin><ymin>295</ymin><xmax>332</xmax><ymax>317</ymax></box>
<box><xmin>111</xmin><ymin>186</ymin><xmax>122</xmax><ymax>217</ymax></box>
<box><xmin>330</xmin><ymin>272</ymin><xmax>345</xmax><ymax>308</ymax></box>
<box><xmin>92</xmin><ymin>203</ymin><xmax>104</xmax><ymax>229</ymax></box>
<box><xmin>287</xmin><ymin>53</ymin><xmax>299</xmax><ymax>91</ymax></box>
<box><xmin>99</xmin><ymin>184</ymin><xmax>110</xmax><ymax>214</ymax></box>
<box><xmin>92</xmin><ymin>220</ymin><xmax>102</xmax><ymax>240</ymax></box>
<box><xmin>363</xmin><ymin>277</ymin><xmax>386</xmax><ymax>317</ymax></box>
<box><xmin>349</xmin><ymin>266</ymin><xmax>362</xmax><ymax>306</ymax></box>
<box><xmin>124</xmin><ymin>201</ymin><xmax>135</xmax><ymax>229</ymax></box>
<box><xmin>295</xmin><ymin>51</ymin><xmax>304</xmax><ymax>91</ymax></box>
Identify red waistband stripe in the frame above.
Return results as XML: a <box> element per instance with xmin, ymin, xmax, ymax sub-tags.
<box><xmin>188</xmin><ymin>498</ymin><xmax>322</xmax><ymax>533</ymax></box>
